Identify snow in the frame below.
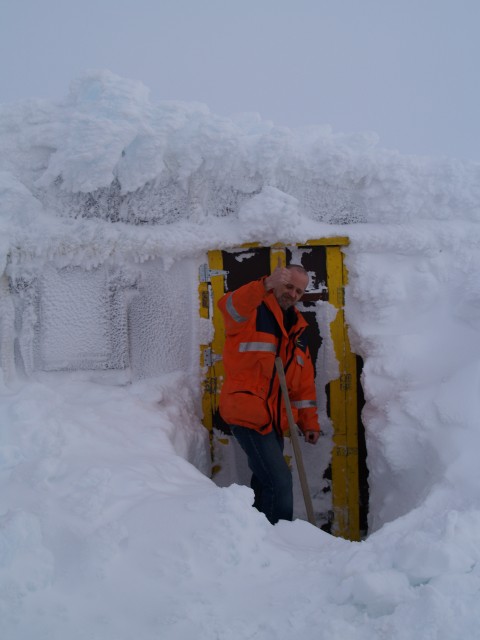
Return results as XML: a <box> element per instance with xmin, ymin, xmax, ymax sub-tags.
<box><xmin>1</xmin><ymin>69</ymin><xmax>480</xmax><ymax>638</ymax></box>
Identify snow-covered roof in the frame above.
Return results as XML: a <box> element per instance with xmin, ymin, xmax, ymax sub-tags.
<box><xmin>1</xmin><ymin>70</ymin><xmax>480</xmax><ymax>273</ymax></box>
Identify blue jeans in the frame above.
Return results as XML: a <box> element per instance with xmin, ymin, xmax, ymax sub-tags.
<box><xmin>230</xmin><ymin>425</ymin><xmax>293</xmax><ymax>525</ymax></box>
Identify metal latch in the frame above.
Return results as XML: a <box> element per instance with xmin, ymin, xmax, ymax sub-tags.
<box><xmin>203</xmin><ymin>347</ymin><xmax>223</xmax><ymax>368</ymax></box>
<box><xmin>199</xmin><ymin>264</ymin><xmax>229</xmax><ymax>283</ymax></box>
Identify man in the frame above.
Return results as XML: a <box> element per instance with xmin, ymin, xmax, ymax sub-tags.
<box><xmin>218</xmin><ymin>261</ymin><xmax>320</xmax><ymax>524</ymax></box>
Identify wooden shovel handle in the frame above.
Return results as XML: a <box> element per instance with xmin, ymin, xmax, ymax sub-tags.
<box><xmin>275</xmin><ymin>358</ymin><xmax>316</xmax><ymax>526</ymax></box>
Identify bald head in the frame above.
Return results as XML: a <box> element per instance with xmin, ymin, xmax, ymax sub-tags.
<box><xmin>275</xmin><ymin>264</ymin><xmax>309</xmax><ymax>310</ymax></box>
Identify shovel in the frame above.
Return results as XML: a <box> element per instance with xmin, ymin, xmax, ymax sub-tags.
<box><xmin>275</xmin><ymin>357</ymin><xmax>316</xmax><ymax>526</ymax></box>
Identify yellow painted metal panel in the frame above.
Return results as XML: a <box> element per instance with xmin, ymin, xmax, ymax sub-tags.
<box><xmin>199</xmin><ymin>264</ymin><xmax>211</xmax><ymax>431</ymax></box>
<box><xmin>326</xmin><ymin>245</ymin><xmax>360</xmax><ymax>541</ymax></box>
<box><xmin>305</xmin><ymin>237</ymin><xmax>350</xmax><ymax>247</ymax></box>
<box><xmin>239</xmin><ymin>242</ymin><xmax>261</xmax><ymax>248</ymax></box>
<box><xmin>199</xmin><ymin>250</ymin><xmax>228</xmax><ymax>475</ymax></box>
<box><xmin>199</xmin><ymin>250</ymin><xmax>226</xmax><ymax>435</ymax></box>
<box><xmin>327</xmin><ymin>246</ymin><xmax>348</xmax><ymax>536</ymax></box>
<box><xmin>270</xmin><ymin>247</ymin><xmax>286</xmax><ymax>272</ymax></box>
<box><xmin>209</xmin><ymin>250</ymin><xmax>226</xmax><ymax>366</ymax></box>
<box><xmin>240</xmin><ymin>238</ymin><xmax>349</xmax><ymax>250</ymax></box>
<box><xmin>342</xmin><ymin>260</ymin><xmax>360</xmax><ymax>540</ymax></box>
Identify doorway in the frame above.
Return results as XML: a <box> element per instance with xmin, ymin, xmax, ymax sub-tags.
<box><xmin>199</xmin><ymin>239</ymin><xmax>367</xmax><ymax>540</ymax></box>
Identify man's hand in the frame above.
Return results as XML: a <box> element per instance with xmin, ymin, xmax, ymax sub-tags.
<box><xmin>304</xmin><ymin>431</ymin><xmax>320</xmax><ymax>445</ymax></box>
<box><xmin>264</xmin><ymin>257</ymin><xmax>291</xmax><ymax>292</ymax></box>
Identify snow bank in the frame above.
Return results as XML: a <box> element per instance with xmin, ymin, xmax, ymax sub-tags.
<box><xmin>2</xmin><ymin>70</ymin><xmax>480</xmax><ymax>638</ymax></box>
<box><xmin>2</xmin><ymin>372</ymin><xmax>480</xmax><ymax>639</ymax></box>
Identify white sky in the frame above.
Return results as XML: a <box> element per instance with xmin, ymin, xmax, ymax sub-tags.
<box><xmin>2</xmin><ymin>0</ymin><xmax>479</xmax><ymax>162</ymax></box>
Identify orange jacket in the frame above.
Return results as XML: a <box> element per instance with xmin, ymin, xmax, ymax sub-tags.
<box><xmin>218</xmin><ymin>278</ymin><xmax>320</xmax><ymax>436</ymax></box>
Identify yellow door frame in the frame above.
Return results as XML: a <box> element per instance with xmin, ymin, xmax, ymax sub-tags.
<box><xmin>199</xmin><ymin>238</ymin><xmax>361</xmax><ymax>541</ymax></box>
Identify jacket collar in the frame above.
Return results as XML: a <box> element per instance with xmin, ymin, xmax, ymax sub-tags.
<box><xmin>264</xmin><ymin>292</ymin><xmax>308</xmax><ymax>337</ymax></box>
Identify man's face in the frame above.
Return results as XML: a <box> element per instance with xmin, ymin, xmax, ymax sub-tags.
<box><xmin>274</xmin><ymin>269</ymin><xmax>309</xmax><ymax>310</ymax></box>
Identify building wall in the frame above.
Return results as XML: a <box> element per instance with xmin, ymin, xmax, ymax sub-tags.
<box><xmin>7</xmin><ymin>257</ymin><xmax>201</xmax><ymax>382</ymax></box>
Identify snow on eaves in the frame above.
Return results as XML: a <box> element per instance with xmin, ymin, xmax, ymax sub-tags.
<box><xmin>1</xmin><ymin>69</ymin><xmax>480</xmax><ymax>271</ymax></box>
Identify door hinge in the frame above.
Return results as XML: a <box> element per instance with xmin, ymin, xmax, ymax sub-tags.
<box><xmin>199</xmin><ymin>264</ymin><xmax>229</xmax><ymax>283</ymax></box>
<box><xmin>203</xmin><ymin>376</ymin><xmax>218</xmax><ymax>394</ymax></box>
<box><xmin>203</xmin><ymin>347</ymin><xmax>223</xmax><ymax>368</ymax></box>
<box><xmin>333</xmin><ymin>445</ymin><xmax>358</xmax><ymax>457</ymax></box>
<box><xmin>200</xmin><ymin>289</ymin><xmax>210</xmax><ymax>309</ymax></box>
<box><xmin>340</xmin><ymin>373</ymin><xmax>352</xmax><ymax>391</ymax></box>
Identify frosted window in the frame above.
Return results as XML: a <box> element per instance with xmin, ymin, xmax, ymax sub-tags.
<box><xmin>38</xmin><ymin>266</ymin><xmax>112</xmax><ymax>370</ymax></box>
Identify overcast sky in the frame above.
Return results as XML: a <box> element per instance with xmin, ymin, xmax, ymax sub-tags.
<box><xmin>2</xmin><ymin>0</ymin><xmax>479</xmax><ymax>162</ymax></box>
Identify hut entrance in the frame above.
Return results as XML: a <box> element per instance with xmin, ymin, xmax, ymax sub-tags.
<box><xmin>199</xmin><ymin>239</ymin><xmax>367</xmax><ymax>540</ymax></box>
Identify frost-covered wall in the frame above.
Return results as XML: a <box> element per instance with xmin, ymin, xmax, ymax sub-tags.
<box><xmin>2</xmin><ymin>70</ymin><xmax>480</xmax><ymax>533</ymax></box>
<box><xmin>128</xmin><ymin>258</ymin><xmax>199</xmax><ymax>380</ymax></box>
<box><xmin>5</xmin><ymin>257</ymin><xmax>201</xmax><ymax>382</ymax></box>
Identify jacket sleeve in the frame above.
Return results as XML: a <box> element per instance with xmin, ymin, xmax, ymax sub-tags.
<box><xmin>218</xmin><ymin>278</ymin><xmax>269</xmax><ymax>335</ymax></box>
<box><xmin>290</xmin><ymin>346</ymin><xmax>321</xmax><ymax>434</ymax></box>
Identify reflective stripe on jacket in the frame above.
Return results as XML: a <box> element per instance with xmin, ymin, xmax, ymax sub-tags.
<box><xmin>218</xmin><ymin>278</ymin><xmax>320</xmax><ymax>436</ymax></box>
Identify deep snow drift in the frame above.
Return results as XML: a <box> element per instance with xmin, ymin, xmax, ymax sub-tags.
<box><xmin>2</xmin><ymin>71</ymin><xmax>480</xmax><ymax>639</ymax></box>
